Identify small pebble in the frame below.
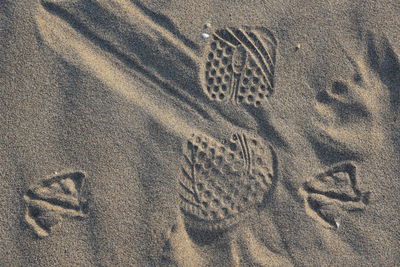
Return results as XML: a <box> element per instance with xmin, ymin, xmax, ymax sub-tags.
<box><xmin>201</xmin><ymin>33</ymin><xmax>210</xmax><ymax>39</ymax></box>
<box><xmin>204</xmin><ymin>23</ymin><xmax>211</xmax><ymax>29</ymax></box>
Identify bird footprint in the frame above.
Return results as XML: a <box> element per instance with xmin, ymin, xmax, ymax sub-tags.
<box><xmin>23</xmin><ymin>171</ymin><xmax>88</xmax><ymax>238</ymax></box>
<box><xmin>302</xmin><ymin>162</ymin><xmax>369</xmax><ymax>228</ymax></box>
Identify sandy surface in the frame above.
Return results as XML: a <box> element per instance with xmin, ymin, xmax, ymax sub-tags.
<box><xmin>1</xmin><ymin>0</ymin><xmax>399</xmax><ymax>266</ymax></box>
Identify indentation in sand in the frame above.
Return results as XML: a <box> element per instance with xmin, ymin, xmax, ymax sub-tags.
<box><xmin>23</xmin><ymin>171</ymin><xmax>88</xmax><ymax>238</ymax></box>
<box><xmin>201</xmin><ymin>27</ymin><xmax>277</xmax><ymax>107</ymax></box>
<box><xmin>301</xmin><ymin>163</ymin><xmax>369</xmax><ymax>228</ymax></box>
<box><xmin>179</xmin><ymin>132</ymin><xmax>276</xmax><ymax>231</ymax></box>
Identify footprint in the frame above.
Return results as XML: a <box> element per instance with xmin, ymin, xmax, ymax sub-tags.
<box><xmin>302</xmin><ymin>163</ymin><xmax>369</xmax><ymax>228</ymax></box>
<box><xmin>315</xmin><ymin>79</ymin><xmax>372</xmax><ymax>126</ymax></box>
<box><xmin>23</xmin><ymin>171</ymin><xmax>88</xmax><ymax>238</ymax></box>
<box><xmin>179</xmin><ymin>133</ymin><xmax>276</xmax><ymax>232</ymax></box>
<box><xmin>202</xmin><ymin>27</ymin><xmax>277</xmax><ymax>107</ymax></box>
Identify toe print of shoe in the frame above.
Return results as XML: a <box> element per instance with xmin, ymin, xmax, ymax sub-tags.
<box><xmin>179</xmin><ymin>133</ymin><xmax>276</xmax><ymax>231</ymax></box>
<box><xmin>302</xmin><ymin>163</ymin><xmax>370</xmax><ymax>228</ymax></box>
<box><xmin>202</xmin><ymin>27</ymin><xmax>277</xmax><ymax>107</ymax></box>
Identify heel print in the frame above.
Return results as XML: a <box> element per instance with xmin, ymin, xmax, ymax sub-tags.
<box><xmin>179</xmin><ymin>133</ymin><xmax>276</xmax><ymax>231</ymax></box>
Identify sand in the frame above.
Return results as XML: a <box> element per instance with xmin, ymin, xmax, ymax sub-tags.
<box><xmin>0</xmin><ymin>0</ymin><xmax>399</xmax><ymax>266</ymax></box>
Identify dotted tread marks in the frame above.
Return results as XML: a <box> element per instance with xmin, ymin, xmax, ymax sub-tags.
<box><xmin>179</xmin><ymin>133</ymin><xmax>275</xmax><ymax>231</ymax></box>
<box><xmin>203</xmin><ymin>27</ymin><xmax>277</xmax><ymax>107</ymax></box>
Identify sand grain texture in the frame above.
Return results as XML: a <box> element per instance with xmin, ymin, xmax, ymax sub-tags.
<box><xmin>1</xmin><ymin>0</ymin><xmax>399</xmax><ymax>266</ymax></box>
